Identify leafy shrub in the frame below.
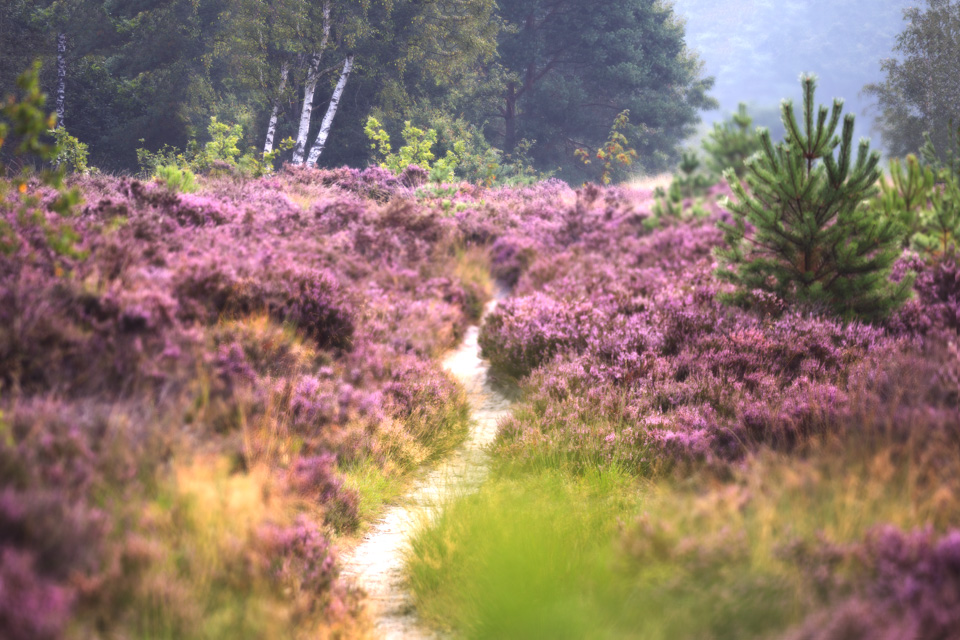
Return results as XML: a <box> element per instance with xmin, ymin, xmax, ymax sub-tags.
<box><xmin>50</xmin><ymin>126</ymin><xmax>90</xmax><ymax>174</ymax></box>
<box><xmin>154</xmin><ymin>163</ymin><xmax>199</xmax><ymax>193</ymax></box>
<box><xmin>0</xmin><ymin>62</ymin><xmax>82</xmax><ymax>256</ymax></box>
<box><xmin>420</xmin><ymin>111</ymin><xmax>502</xmax><ymax>185</ymax></box>
<box><xmin>574</xmin><ymin>110</ymin><xmax>639</xmax><ymax>185</ymax></box>
<box><xmin>364</xmin><ymin>116</ymin><xmax>464</xmax><ymax>183</ymax></box>
<box><xmin>137</xmin><ymin>117</ymin><xmax>288</xmax><ymax>180</ymax></box>
<box><xmin>718</xmin><ymin>75</ymin><xmax>911</xmax><ymax>321</ymax></box>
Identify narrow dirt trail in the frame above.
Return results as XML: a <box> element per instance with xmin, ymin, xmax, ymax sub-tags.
<box><xmin>340</xmin><ymin>294</ymin><xmax>512</xmax><ymax>639</ymax></box>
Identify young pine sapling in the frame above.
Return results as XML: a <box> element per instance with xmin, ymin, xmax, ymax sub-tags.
<box><xmin>717</xmin><ymin>75</ymin><xmax>912</xmax><ymax>321</ymax></box>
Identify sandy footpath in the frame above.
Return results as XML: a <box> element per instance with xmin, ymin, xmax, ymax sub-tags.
<box><xmin>339</xmin><ymin>294</ymin><xmax>512</xmax><ymax>639</ymax></box>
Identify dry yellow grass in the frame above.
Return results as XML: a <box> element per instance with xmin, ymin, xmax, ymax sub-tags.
<box><xmin>627</xmin><ymin>172</ymin><xmax>674</xmax><ymax>191</ymax></box>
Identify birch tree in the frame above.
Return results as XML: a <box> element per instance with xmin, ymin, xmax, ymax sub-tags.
<box><xmin>263</xmin><ymin>60</ymin><xmax>289</xmax><ymax>154</ymax></box>
<box><xmin>56</xmin><ymin>30</ymin><xmax>66</xmax><ymax>126</ymax></box>
<box><xmin>863</xmin><ymin>0</ymin><xmax>960</xmax><ymax>159</ymax></box>
<box><xmin>291</xmin><ymin>0</ymin><xmax>331</xmax><ymax>165</ymax></box>
<box><xmin>306</xmin><ymin>54</ymin><xmax>354</xmax><ymax>165</ymax></box>
<box><xmin>7</xmin><ymin>0</ymin><xmax>105</xmax><ymax>130</ymax></box>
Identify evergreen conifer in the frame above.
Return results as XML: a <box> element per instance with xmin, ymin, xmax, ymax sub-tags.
<box><xmin>703</xmin><ymin>103</ymin><xmax>761</xmax><ymax>179</ymax></box>
<box><xmin>717</xmin><ymin>75</ymin><xmax>912</xmax><ymax>321</ymax></box>
<box><xmin>875</xmin><ymin>154</ymin><xmax>936</xmax><ymax>244</ymax></box>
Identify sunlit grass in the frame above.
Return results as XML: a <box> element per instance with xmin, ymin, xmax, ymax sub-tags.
<box><xmin>408</xmin><ymin>467</ymin><xmax>655</xmax><ymax>639</ymax></box>
<box><xmin>408</xmin><ymin>432</ymin><xmax>960</xmax><ymax>639</ymax></box>
<box><xmin>341</xmin><ymin>458</ymin><xmax>407</xmax><ymax>526</ymax></box>
<box><xmin>127</xmin><ymin>457</ymin><xmax>321</xmax><ymax>640</ymax></box>
<box><xmin>451</xmin><ymin>244</ymin><xmax>495</xmax><ymax>320</ymax></box>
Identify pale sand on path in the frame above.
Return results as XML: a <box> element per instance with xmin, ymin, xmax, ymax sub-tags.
<box><xmin>339</xmin><ymin>293</ymin><xmax>512</xmax><ymax>639</ymax></box>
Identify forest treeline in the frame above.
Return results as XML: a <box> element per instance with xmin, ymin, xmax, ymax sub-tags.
<box><xmin>0</xmin><ymin>0</ymin><xmax>716</xmax><ymax>182</ymax></box>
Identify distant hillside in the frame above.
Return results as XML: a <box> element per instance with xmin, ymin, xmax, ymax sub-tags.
<box><xmin>672</xmin><ymin>0</ymin><xmax>914</xmax><ymax>154</ymax></box>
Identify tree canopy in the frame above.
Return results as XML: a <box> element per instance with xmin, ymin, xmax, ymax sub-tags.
<box><xmin>493</xmin><ymin>0</ymin><xmax>716</xmax><ymax>181</ymax></box>
<box><xmin>1</xmin><ymin>0</ymin><xmax>714</xmax><ymax>180</ymax></box>
<box><xmin>863</xmin><ymin>0</ymin><xmax>960</xmax><ymax>159</ymax></box>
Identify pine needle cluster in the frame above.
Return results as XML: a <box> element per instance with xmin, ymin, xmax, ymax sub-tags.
<box><xmin>717</xmin><ymin>75</ymin><xmax>912</xmax><ymax>321</ymax></box>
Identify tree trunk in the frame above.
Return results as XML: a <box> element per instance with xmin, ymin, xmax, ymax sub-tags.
<box><xmin>263</xmin><ymin>60</ymin><xmax>290</xmax><ymax>155</ymax></box>
<box><xmin>56</xmin><ymin>32</ymin><xmax>66</xmax><ymax>128</ymax></box>
<box><xmin>504</xmin><ymin>83</ymin><xmax>518</xmax><ymax>153</ymax></box>
<box><xmin>291</xmin><ymin>1</ymin><xmax>331</xmax><ymax>165</ymax></box>
<box><xmin>306</xmin><ymin>55</ymin><xmax>355</xmax><ymax>167</ymax></box>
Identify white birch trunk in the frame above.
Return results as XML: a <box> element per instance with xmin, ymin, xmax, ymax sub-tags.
<box><xmin>306</xmin><ymin>55</ymin><xmax>354</xmax><ymax>167</ymax></box>
<box><xmin>56</xmin><ymin>32</ymin><xmax>67</xmax><ymax>127</ymax></box>
<box><xmin>291</xmin><ymin>1</ymin><xmax>331</xmax><ymax>165</ymax></box>
<box><xmin>263</xmin><ymin>60</ymin><xmax>290</xmax><ymax>155</ymax></box>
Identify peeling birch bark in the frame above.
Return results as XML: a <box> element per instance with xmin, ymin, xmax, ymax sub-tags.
<box><xmin>263</xmin><ymin>60</ymin><xmax>290</xmax><ymax>155</ymax></box>
<box><xmin>306</xmin><ymin>55</ymin><xmax>354</xmax><ymax>167</ymax></box>
<box><xmin>56</xmin><ymin>32</ymin><xmax>67</xmax><ymax>127</ymax></box>
<box><xmin>291</xmin><ymin>1</ymin><xmax>331</xmax><ymax>165</ymax></box>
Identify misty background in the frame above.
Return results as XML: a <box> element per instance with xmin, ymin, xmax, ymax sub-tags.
<box><xmin>673</xmin><ymin>0</ymin><xmax>915</xmax><ymax>155</ymax></box>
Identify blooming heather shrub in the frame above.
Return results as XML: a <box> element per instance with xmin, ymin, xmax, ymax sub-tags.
<box><xmin>0</xmin><ymin>167</ymin><xmax>518</xmax><ymax>636</ymax></box>
<box><xmin>312</xmin><ymin>195</ymin><xmax>368</xmax><ymax>233</ymax></box>
<box><xmin>480</xmin><ymin>293</ymin><xmax>606</xmax><ymax>378</ymax></box>
<box><xmin>400</xmin><ymin>164</ymin><xmax>430</xmax><ymax>188</ymax></box>
<box><xmin>382</xmin><ymin>353</ymin><xmax>470</xmax><ymax>453</ymax></box>
<box><xmin>271</xmin><ymin>270</ymin><xmax>354</xmax><ymax>350</ymax></box>
<box><xmin>173</xmin><ymin>259</ymin><xmax>262</xmax><ymax>323</ymax></box>
<box><xmin>890</xmin><ymin>254</ymin><xmax>960</xmax><ymax>335</ymax></box>
<box><xmin>480</xmin><ymin>179</ymin><xmax>958</xmax><ymax>479</ymax></box>
<box><xmin>783</xmin><ymin>527</ymin><xmax>960</xmax><ymax>640</ymax></box>
<box><xmin>258</xmin><ymin>515</ymin><xmax>338</xmax><ymax>597</ymax></box>
<box><xmin>283</xmin><ymin>164</ymin><xmax>407</xmax><ymax>202</ymax></box>
<box><xmin>5</xmin><ymin>165</ymin><xmax>956</xmax><ymax>637</ymax></box>
<box><xmin>0</xmin><ymin>548</ymin><xmax>74</xmax><ymax>640</ymax></box>
<box><xmin>0</xmin><ymin>397</ymin><xmax>180</xmax><ymax>638</ymax></box>
<box><xmin>489</xmin><ymin>236</ymin><xmax>540</xmax><ymax>286</ymax></box>
<box><xmin>290</xmin><ymin>454</ymin><xmax>360</xmax><ymax>532</ymax></box>
<box><xmin>119</xmin><ymin>180</ymin><xmax>238</xmax><ymax>227</ymax></box>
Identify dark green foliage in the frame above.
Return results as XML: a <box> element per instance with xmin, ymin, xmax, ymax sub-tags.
<box><xmin>718</xmin><ymin>75</ymin><xmax>911</xmax><ymax>321</ymax></box>
<box><xmin>1</xmin><ymin>0</ymin><xmax>502</xmax><ymax>173</ymax></box>
<box><xmin>494</xmin><ymin>0</ymin><xmax>716</xmax><ymax>182</ymax></box>
<box><xmin>1</xmin><ymin>0</ymin><xmax>709</xmax><ymax>181</ymax></box>
<box><xmin>702</xmin><ymin>103</ymin><xmax>761</xmax><ymax>179</ymax></box>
